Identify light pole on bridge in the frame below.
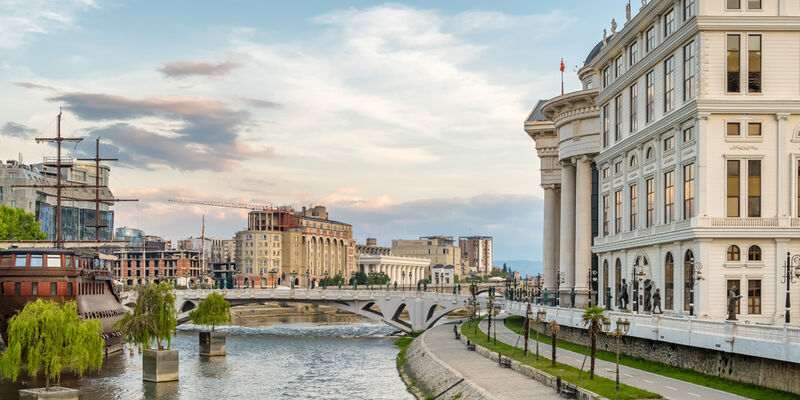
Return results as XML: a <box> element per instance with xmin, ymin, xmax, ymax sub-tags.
<box><xmin>781</xmin><ymin>252</ymin><xmax>800</xmax><ymax>324</ymax></box>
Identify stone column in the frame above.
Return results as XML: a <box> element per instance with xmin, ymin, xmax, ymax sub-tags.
<box><xmin>542</xmin><ymin>184</ymin><xmax>561</xmax><ymax>292</ymax></box>
<box><xmin>559</xmin><ymin>161</ymin><xmax>576</xmax><ymax>303</ymax></box>
<box><xmin>574</xmin><ymin>156</ymin><xmax>593</xmax><ymax>307</ymax></box>
<box><xmin>777</xmin><ymin>113</ymin><xmax>790</xmax><ymax>217</ymax></box>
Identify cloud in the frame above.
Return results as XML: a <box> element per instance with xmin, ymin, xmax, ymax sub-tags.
<box><xmin>1</xmin><ymin>122</ymin><xmax>38</xmax><ymax>138</ymax></box>
<box><xmin>158</xmin><ymin>60</ymin><xmax>242</xmax><ymax>78</ymax></box>
<box><xmin>13</xmin><ymin>82</ymin><xmax>57</xmax><ymax>91</ymax></box>
<box><xmin>0</xmin><ymin>0</ymin><xmax>97</xmax><ymax>48</ymax></box>
<box><xmin>46</xmin><ymin>92</ymin><xmax>272</xmax><ymax>170</ymax></box>
<box><xmin>238</xmin><ymin>97</ymin><xmax>282</xmax><ymax>109</ymax></box>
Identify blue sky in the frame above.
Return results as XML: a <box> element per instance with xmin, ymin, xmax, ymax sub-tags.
<box><xmin>0</xmin><ymin>0</ymin><xmax>633</xmax><ymax>262</ymax></box>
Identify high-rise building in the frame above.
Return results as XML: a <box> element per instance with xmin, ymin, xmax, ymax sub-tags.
<box><xmin>459</xmin><ymin>236</ymin><xmax>493</xmax><ymax>276</ymax></box>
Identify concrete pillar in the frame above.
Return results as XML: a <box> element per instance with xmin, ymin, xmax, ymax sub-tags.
<box><xmin>574</xmin><ymin>156</ymin><xmax>593</xmax><ymax>306</ymax></box>
<box><xmin>559</xmin><ymin>161</ymin><xmax>576</xmax><ymax>302</ymax></box>
<box><xmin>777</xmin><ymin>114</ymin><xmax>790</xmax><ymax>217</ymax></box>
<box><xmin>543</xmin><ymin>184</ymin><xmax>561</xmax><ymax>292</ymax></box>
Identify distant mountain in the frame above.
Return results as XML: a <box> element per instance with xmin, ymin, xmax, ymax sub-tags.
<box><xmin>495</xmin><ymin>260</ymin><xmax>542</xmax><ymax>277</ymax></box>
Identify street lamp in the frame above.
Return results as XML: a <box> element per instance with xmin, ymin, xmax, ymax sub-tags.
<box><xmin>556</xmin><ymin>270</ymin><xmax>565</xmax><ymax>307</ymax></box>
<box><xmin>602</xmin><ymin>318</ymin><xmax>631</xmax><ymax>393</ymax></box>
<box><xmin>322</xmin><ymin>270</ymin><xmax>329</xmax><ymax>290</ymax></box>
<box><xmin>588</xmin><ymin>269</ymin><xmax>598</xmax><ymax>307</ymax></box>
<box><xmin>306</xmin><ymin>269</ymin><xmax>311</xmax><ymax>289</ymax></box>
<box><xmin>687</xmin><ymin>257</ymin><xmax>704</xmax><ymax>316</ymax></box>
<box><xmin>268</xmin><ymin>268</ymin><xmax>277</xmax><ymax>288</ymax></box>
<box><xmin>402</xmin><ymin>270</ymin><xmax>406</xmax><ymax>292</ymax></box>
<box><xmin>782</xmin><ymin>252</ymin><xmax>800</xmax><ymax>324</ymax></box>
<box><xmin>290</xmin><ymin>269</ymin><xmax>298</xmax><ymax>289</ymax></box>
<box><xmin>492</xmin><ymin>303</ymin><xmax>501</xmax><ymax>345</ymax></box>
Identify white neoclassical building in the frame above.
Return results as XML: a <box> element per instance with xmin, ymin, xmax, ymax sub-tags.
<box><xmin>358</xmin><ymin>254</ymin><xmax>430</xmax><ymax>287</ymax></box>
<box><xmin>526</xmin><ymin>0</ymin><xmax>800</xmax><ymax>325</ymax></box>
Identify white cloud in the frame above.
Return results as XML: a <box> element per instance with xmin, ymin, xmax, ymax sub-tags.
<box><xmin>0</xmin><ymin>0</ymin><xmax>97</xmax><ymax>48</ymax></box>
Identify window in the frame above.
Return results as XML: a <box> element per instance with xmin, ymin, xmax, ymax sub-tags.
<box><xmin>67</xmin><ymin>282</ymin><xmax>73</xmax><ymax>296</ymax></box>
<box><xmin>15</xmin><ymin>282</ymin><xmax>21</xmax><ymax>296</ymax></box>
<box><xmin>603</xmin><ymin>167</ymin><xmax>610</xmax><ymax>179</ymax></box>
<box><xmin>603</xmin><ymin>104</ymin><xmax>610</xmax><ymax>147</ymax></box>
<box><xmin>47</xmin><ymin>255</ymin><xmax>61</xmax><ymax>268</ymax></box>
<box><xmin>51</xmin><ymin>282</ymin><xmax>57</xmax><ymax>296</ymax></box>
<box><xmin>684</xmin><ymin>42</ymin><xmax>696</xmax><ymax>100</ymax></box>
<box><xmin>748</xmin><ymin>245</ymin><xmax>762</xmax><ymax>261</ymax></box>
<box><xmin>727</xmin><ymin>245</ymin><xmax>741</xmax><ymax>261</ymax></box>
<box><xmin>615</xmin><ymin>56</ymin><xmax>623</xmax><ymax>78</ymax></box>
<box><xmin>14</xmin><ymin>255</ymin><xmax>27</xmax><ymax>267</ymax></box>
<box><xmin>646</xmin><ymin>178</ymin><xmax>655</xmax><ymax>227</ymax></box>
<box><xmin>748</xmin><ymin>122</ymin><xmax>761</xmax><ymax>136</ymax></box>
<box><xmin>664</xmin><ymin>57</ymin><xmax>675</xmax><ymax>112</ymax></box>
<box><xmin>30</xmin><ymin>254</ymin><xmax>42</xmax><ymax>267</ymax></box>
<box><xmin>748</xmin><ymin>35</ymin><xmax>761</xmax><ymax>93</ymax></box>
<box><xmin>603</xmin><ymin>67</ymin><xmax>611</xmax><ymax>87</ymax></box>
<box><xmin>630</xmin><ymin>155</ymin><xmax>638</xmax><ymax>168</ymax></box>
<box><xmin>665</xmin><ymin>171</ymin><xmax>675</xmax><ymax>223</ymax></box>
<box><xmin>615</xmin><ymin>95</ymin><xmax>623</xmax><ymax>141</ymax></box>
<box><xmin>664</xmin><ymin>9</ymin><xmax>675</xmax><ymax>37</ymax></box>
<box><xmin>727</xmin><ymin>280</ymin><xmax>741</xmax><ymax>314</ymax></box>
<box><xmin>684</xmin><ymin>163</ymin><xmax>695</xmax><ymax>219</ymax></box>
<box><xmin>748</xmin><ymin>280</ymin><xmax>761</xmax><ymax>314</ymax></box>
<box><xmin>614</xmin><ymin>161</ymin><xmax>622</xmax><ymax>174</ymax></box>
<box><xmin>603</xmin><ymin>195</ymin><xmax>610</xmax><ymax>235</ymax></box>
<box><xmin>727</xmin><ymin>0</ymin><xmax>741</xmax><ymax>9</ymax></box>
<box><xmin>664</xmin><ymin>136</ymin><xmax>674</xmax><ymax>151</ymax></box>
<box><xmin>748</xmin><ymin>160</ymin><xmax>761</xmax><ymax>217</ymax></box>
<box><xmin>630</xmin><ymin>84</ymin><xmax>638</xmax><ymax>132</ymax></box>
<box><xmin>646</xmin><ymin>27</ymin><xmax>656</xmax><ymax>52</ymax></box>
<box><xmin>630</xmin><ymin>185</ymin><xmax>638</xmax><ymax>230</ymax></box>
<box><xmin>646</xmin><ymin>71</ymin><xmax>655</xmax><ymax>122</ymax></box>
<box><xmin>32</xmin><ymin>282</ymin><xmax>38</xmax><ymax>296</ymax></box>
<box><xmin>646</xmin><ymin>147</ymin><xmax>654</xmax><ymax>160</ymax></box>
<box><xmin>684</xmin><ymin>0</ymin><xmax>696</xmax><ymax>20</ymax></box>
<box><xmin>727</xmin><ymin>160</ymin><xmax>741</xmax><ymax>217</ymax></box>
<box><xmin>748</xmin><ymin>0</ymin><xmax>761</xmax><ymax>9</ymax></box>
<box><xmin>629</xmin><ymin>42</ymin><xmax>638</xmax><ymax>66</ymax></box>
<box><xmin>665</xmin><ymin>252</ymin><xmax>674</xmax><ymax>310</ymax></box>
<box><xmin>727</xmin><ymin>122</ymin><xmax>740</xmax><ymax>136</ymax></box>
<box><xmin>615</xmin><ymin>190</ymin><xmax>623</xmax><ymax>234</ymax></box>
<box><xmin>683</xmin><ymin>126</ymin><xmax>694</xmax><ymax>142</ymax></box>
<box><xmin>727</xmin><ymin>34</ymin><xmax>741</xmax><ymax>93</ymax></box>
<box><xmin>684</xmin><ymin>251</ymin><xmax>694</xmax><ymax>311</ymax></box>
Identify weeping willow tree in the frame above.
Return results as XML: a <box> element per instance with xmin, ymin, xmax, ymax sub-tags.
<box><xmin>115</xmin><ymin>282</ymin><xmax>177</xmax><ymax>351</ymax></box>
<box><xmin>188</xmin><ymin>292</ymin><xmax>230</xmax><ymax>332</ymax></box>
<box><xmin>0</xmin><ymin>299</ymin><xmax>104</xmax><ymax>390</ymax></box>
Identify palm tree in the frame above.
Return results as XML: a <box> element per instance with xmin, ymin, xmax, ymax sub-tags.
<box><xmin>547</xmin><ymin>319</ymin><xmax>560</xmax><ymax>366</ymax></box>
<box><xmin>582</xmin><ymin>306</ymin><xmax>606</xmax><ymax>379</ymax></box>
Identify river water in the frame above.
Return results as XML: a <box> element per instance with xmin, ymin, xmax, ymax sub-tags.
<box><xmin>0</xmin><ymin>322</ymin><xmax>416</xmax><ymax>400</ymax></box>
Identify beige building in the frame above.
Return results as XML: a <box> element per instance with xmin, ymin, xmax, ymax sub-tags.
<box><xmin>526</xmin><ymin>0</ymin><xmax>800</xmax><ymax>324</ymax></box>
<box><xmin>459</xmin><ymin>236</ymin><xmax>493</xmax><ymax>275</ymax></box>
<box><xmin>391</xmin><ymin>236</ymin><xmax>463</xmax><ymax>278</ymax></box>
<box><xmin>210</xmin><ymin>238</ymin><xmax>236</xmax><ymax>264</ymax></box>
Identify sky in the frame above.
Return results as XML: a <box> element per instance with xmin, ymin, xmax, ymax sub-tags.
<box><xmin>0</xmin><ymin>0</ymin><xmax>634</xmax><ymax>263</ymax></box>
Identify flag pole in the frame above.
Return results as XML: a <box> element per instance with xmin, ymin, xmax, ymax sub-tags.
<box><xmin>560</xmin><ymin>58</ymin><xmax>565</xmax><ymax>95</ymax></box>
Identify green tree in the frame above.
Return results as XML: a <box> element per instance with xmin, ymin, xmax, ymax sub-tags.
<box><xmin>502</xmin><ymin>263</ymin><xmax>507</xmax><ymax>273</ymax></box>
<box><xmin>582</xmin><ymin>306</ymin><xmax>606</xmax><ymax>379</ymax></box>
<box><xmin>349</xmin><ymin>271</ymin><xmax>367</xmax><ymax>286</ymax></box>
<box><xmin>188</xmin><ymin>292</ymin><xmax>231</xmax><ymax>332</ymax></box>
<box><xmin>320</xmin><ymin>274</ymin><xmax>345</xmax><ymax>287</ymax></box>
<box><xmin>0</xmin><ymin>205</ymin><xmax>46</xmax><ymax>241</ymax></box>
<box><xmin>115</xmin><ymin>282</ymin><xmax>177</xmax><ymax>351</ymax></box>
<box><xmin>0</xmin><ymin>299</ymin><xmax>103</xmax><ymax>390</ymax></box>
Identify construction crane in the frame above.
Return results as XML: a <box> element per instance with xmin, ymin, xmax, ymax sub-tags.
<box><xmin>168</xmin><ymin>198</ymin><xmax>275</xmax><ymax>211</ymax></box>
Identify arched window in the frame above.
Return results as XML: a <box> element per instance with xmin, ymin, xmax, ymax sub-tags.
<box><xmin>727</xmin><ymin>245</ymin><xmax>741</xmax><ymax>262</ymax></box>
<box><xmin>684</xmin><ymin>250</ymin><xmax>694</xmax><ymax>311</ymax></box>
<box><xmin>747</xmin><ymin>245</ymin><xmax>762</xmax><ymax>261</ymax></box>
<box><xmin>665</xmin><ymin>252</ymin><xmax>674</xmax><ymax>310</ymax></box>
<box><xmin>630</xmin><ymin>155</ymin><xmax>638</xmax><ymax>167</ymax></box>
<box><xmin>646</xmin><ymin>146</ymin><xmax>654</xmax><ymax>160</ymax></box>
<box><xmin>614</xmin><ymin>258</ymin><xmax>622</xmax><ymax>307</ymax></box>
<box><xmin>603</xmin><ymin>260</ymin><xmax>609</xmax><ymax>306</ymax></box>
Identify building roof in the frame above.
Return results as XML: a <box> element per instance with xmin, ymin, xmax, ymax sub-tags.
<box><xmin>526</xmin><ymin>99</ymin><xmax>550</xmax><ymax>122</ymax></box>
<box><xmin>584</xmin><ymin>37</ymin><xmax>612</xmax><ymax>65</ymax></box>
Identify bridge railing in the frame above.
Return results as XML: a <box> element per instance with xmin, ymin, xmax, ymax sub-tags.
<box><xmin>503</xmin><ymin>300</ymin><xmax>800</xmax><ymax>364</ymax></box>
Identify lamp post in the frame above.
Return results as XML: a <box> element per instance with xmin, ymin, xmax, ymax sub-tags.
<box><xmin>556</xmin><ymin>270</ymin><xmax>564</xmax><ymax>307</ymax></box>
<box><xmin>486</xmin><ymin>296</ymin><xmax>495</xmax><ymax>344</ymax></box>
<box><xmin>631</xmin><ymin>265</ymin><xmax>645</xmax><ymax>313</ymax></box>
<box><xmin>602</xmin><ymin>318</ymin><xmax>631</xmax><ymax>393</ymax></box>
<box><xmin>306</xmin><ymin>269</ymin><xmax>311</xmax><ymax>289</ymax></box>
<box><xmin>687</xmin><ymin>256</ymin><xmax>704</xmax><ymax>316</ymax></box>
<box><xmin>268</xmin><ymin>268</ymin><xmax>277</xmax><ymax>288</ymax></box>
<box><xmin>781</xmin><ymin>252</ymin><xmax>800</xmax><ymax>324</ymax></box>
<box><xmin>322</xmin><ymin>270</ymin><xmax>329</xmax><ymax>290</ymax></box>
<box><xmin>290</xmin><ymin>269</ymin><xmax>298</xmax><ymax>289</ymax></box>
<box><xmin>588</xmin><ymin>269</ymin><xmax>598</xmax><ymax>307</ymax></box>
<box><xmin>492</xmin><ymin>303</ymin><xmax>501</xmax><ymax>345</ymax></box>
<box><xmin>402</xmin><ymin>270</ymin><xmax>406</xmax><ymax>292</ymax></box>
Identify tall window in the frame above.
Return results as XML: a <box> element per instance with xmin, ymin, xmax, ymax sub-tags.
<box><xmin>646</xmin><ymin>27</ymin><xmax>656</xmax><ymax>52</ymax></box>
<box><xmin>664</xmin><ymin>9</ymin><xmax>675</xmax><ymax>37</ymax></box>
<box><xmin>665</xmin><ymin>252</ymin><xmax>674</xmax><ymax>310</ymax></box>
<box><xmin>603</xmin><ymin>104</ymin><xmax>610</xmax><ymax>147</ymax></box>
<box><xmin>603</xmin><ymin>67</ymin><xmax>611</xmax><ymax>87</ymax></box>
<box><xmin>665</xmin><ymin>171</ymin><xmax>675</xmax><ymax>223</ymax></box>
<box><xmin>727</xmin><ymin>0</ymin><xmax>741</xmax><ymax>9</ymax></box>
<box><xmin>748</xmin><ymin>280</ymin><xmax>761</xmax><ymax>314</ymax></box>
<box><xmin>727</xmin><ymin>34</ymin><xmax>741</xmax><ymax>93</ymax></box>
<box><xmin>646</xmin><ymin>71</ymin><xmax>655</xmax><ymax>122</ymax></box>
<box><xmin>629</xmin><ymin>42</ymin><xmax>638</xmax><ymax>66</ymax></box>
<box><xmin>646</xmin><ymin>178</ymin><xmax>655</xmax><ymax>227</ymax></box>
<box><xmin>748</xmin><ymin>35</ymin><xmax>761</xmax><ymax>93</ymax></box>
<box><xmin>630</xmin><ymin>184</ymin><xmax>638</xmax><ymax>230</ymax></box>
<box><xmin>615</xmin><ymin>56</ymin><xmax>623</xmax><ymax>78</ymax></box>
<box><xmin>615</xmin><ymin>95</ymin><xmax>623</xmax><ymax>142</ymax></box>
<box><xmin>748</xmin><ymin>159</ymin><xmax>761</xmax><ymax>217</ymax></box>
<box><xmin>684</xmin><ymin>163</ymin><xmax>695</xmax><ymax>219</ymax></box>
<box><xmin>727</xmin><ymin>160</ymin><xmax>740</xmax><ymax>217</ymax></box>
<box><xmin>664</xmin><ymin>57</ymin><xmax>675</xmax><ymax>112</ymax></box>
<box><xmin>684</xmin><ymin>42</ymin><xmax>696</xmax><ymax>100</ymax></box>
<box><xmin>615</xmin><ymin>190</ymin><xmax>623</xmax><ymax>234</ymax></box>
<box><xmin>603</xmin><ymin>195</ymin><xmax>610</xmax><ymax>235</ymax></box>
<box><xmin>684</xmin><ymin>0</ymin><xmax>696</xmax><ymax>20</ymax></box>
<box><xmin>630</xmin><ymin>84</ymin><xmax>638</xmax><ymax>132</ymax></box>
<box><xmin>664</xmin><ymin>136</ymin><xmax>674</xmax><ymax>151</ymax></box>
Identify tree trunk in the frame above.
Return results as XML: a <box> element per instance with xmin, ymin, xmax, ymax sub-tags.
<box><xmin>551</xmin><ymin>334</ymin><xmax>557</xmax><ymax>366</ymax></box>
<box><xmin>590</xmin><ymin>325</ymin><xmax>597</xmax><ymax>379</ymax></box>
<box><xmin>45</xmin><ymin>372</ymin><xmax>50</xmax><ymax>391</ymax></box>
<box><xmin>157</xmin><ymin>336</ymin><xmax>164</xmax><ymax>350</ymax></box>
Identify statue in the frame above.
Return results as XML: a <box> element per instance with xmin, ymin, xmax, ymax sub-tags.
<box><xmin>394</xmin><ymin>281</ymin><xmax>398</xmax><ymax>291</ymax></box>
<box><xmin>653</xmin><ymin>288</ymin><xmax>662</xmax><ymax>314</ymax></box>
<box><xmin>417</xmin><ymin>280</ymin><xmax>421</xmax><ymax>292</ymax></box>
<box><xmin>626</xmin><ymin>1</ymin><xmax>632</xmax><ymax>22</ymax></box>
<box><xmin>603</xmin><ymin>29</ymin><xmax>607</xmax><ymax>46</ymax></box>
<box><xmin>642</xmin><ymin>0</ymin><xmax>647</xmax><ymax>7</ymax></box>
<box><xmin>727</xmin><ymin>286</ymin><xmax>742</xmax><ymax>321</ymax></box>
<box><xmin>423</xmin><ymin>281</ymin><xmax>427</xmax><ymax>291</ymax></box>
<box><xmin>570</xmin><ymin>288</ymin><xmax>576</xmax><ymax>308</ymax></box>
<box><xmin>620</xmin><ymin>279</ymin><xmax>629</xmax><ymax>309</ymax></box>
<box><xmin>542</xmin><ymin>288</ymin><xmax>549</xmax><ymax>304</ymax></box>
<box><xmin>606</xmin><ymin>287</ymin><xmax>613</xmax><ymax>310</ymax></box>
<box><xmin>611</xmin><ymin>18</ymin><xmax>618</xmax><ymax>35</ymax></box>
<box><xmin>643</xmin><ymin>279</ymin><xmax>653</xmax><ymax>312</ymax></box>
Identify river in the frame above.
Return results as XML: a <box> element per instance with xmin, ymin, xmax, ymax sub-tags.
<box><xmin>0</xmin><ymin>322</ymin><xmax>416</xmax><ymax>400</ymax></box>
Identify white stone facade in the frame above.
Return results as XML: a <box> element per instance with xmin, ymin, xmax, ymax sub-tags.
<box><xmin>357</xmin><ymin>254</ymin><xmax>430</xmax><ymax>286</ymax></box>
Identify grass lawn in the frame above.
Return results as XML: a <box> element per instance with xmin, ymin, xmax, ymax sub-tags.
<box><xmin>504</xmin><ymin>316</ymin><xmax>798</xmax><ymax>400</ymax></box>
<box><xmin>394</xmin><ymin>336</ymin><xmax>414</xmax><ymax>370</ymax></box>
<box><xmin>460</xmin><ymin>319</ymin><xmax>660</xmax><ymax>399</ymax></box>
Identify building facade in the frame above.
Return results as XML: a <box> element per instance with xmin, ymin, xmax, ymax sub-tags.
<box><xmin>356</xmin><ymin>238</ymin><xmax>430</xmax><ymax>286</ymax></box>
<box><xmin>391</xmin><ymin>236</ymin><xmax>463</xmax><ymax>278</ymax></box>
<box><xmin>459</xmin><ymin>236</ymin><xmax>494</xmax><ymax>275</ymax></box>
<box><xmin>526</xmin><ymin>0</ymin><xmax>800</xmax><ymax>324</ymax></box>
<box><xmin>113</xmin><ymin>248</ymin><xmax>202</xmax><ymax>287</ymax></box>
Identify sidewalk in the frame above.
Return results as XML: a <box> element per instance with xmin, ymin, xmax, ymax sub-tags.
<box><xmin>421</xmin><ymin>322</ymin><xmax>561</xmax><ymax>400</ymax></box>
<box><xmin>481</xmin><ymin>317</ymin><xmax>748</xmax><ymax>400</ymax></box>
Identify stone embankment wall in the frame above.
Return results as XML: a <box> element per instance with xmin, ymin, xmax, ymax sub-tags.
<box><xmin>402</xmin><ymin>334</ymin><xmax>490</xmax><ymax>400</ymax></box>
<box><xmin>529</xmin><ymin>321</ymin><xmax>800</xmax><ymax>394</ymax></box>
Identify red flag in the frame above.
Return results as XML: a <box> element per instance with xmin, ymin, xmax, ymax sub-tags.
<box><xmin>560</xmin><ymin>58</ymin><xmax>565</xmax><ymax>72</ymax></box>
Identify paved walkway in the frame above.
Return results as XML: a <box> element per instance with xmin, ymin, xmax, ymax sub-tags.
<box><xmin>422</xmin><ymin>322</ymin><xmax>561</xmax><ymax>400</ymax></box>
<box><xmin>481</xmin><ymin>317</ymin><xmax>747</xmax><ymax>400</ymax></box>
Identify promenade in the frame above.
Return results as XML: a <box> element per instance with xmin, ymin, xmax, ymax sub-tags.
<box><xmin>480</xmin><ymin>318</ymin><xmax>748</xmax><ymax>400</ymax></box>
